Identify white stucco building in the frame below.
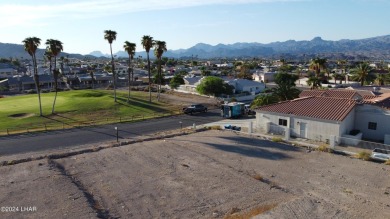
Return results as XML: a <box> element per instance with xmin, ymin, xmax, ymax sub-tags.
<box><xmin>255</xmin><ymin>90</ymin><xmax>390</xmax><ymax>145</ymax></box>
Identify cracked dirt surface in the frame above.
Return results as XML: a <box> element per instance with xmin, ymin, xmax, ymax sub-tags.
<box><xmin>1</xmin><ymin>130</ymin><xmax>390</xmax><ymax>218</ymax></box>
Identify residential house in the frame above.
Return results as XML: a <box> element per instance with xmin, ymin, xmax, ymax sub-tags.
<box><xmin>255</xmin><ymin>90</ymin><xmax>390</xmax><ymax>144</ymax></box>
<box><xmin>226</xmin><ymin>79</ymin><xmax>265</xmax><ymax>95</ymax></box>
<box><xmin>0</xmin><ymin>63</ymin><xmax>17</xmax><ymax>78</ymax></box>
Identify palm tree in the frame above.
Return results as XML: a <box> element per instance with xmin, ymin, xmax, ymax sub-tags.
<box><xmin>141</xmin><ymin>35</ymin><xmax>155</xmax><ymax>102</ymax></box>
<box><xmin>251</xmin><ymin>94</ymin><xmax>279</xmax><ymax>108</ymax></box>
<box><xmin>154</xmin><ymin>40</ymin><xmax>167</xmax><ymax>101</ymax></box>
<box><xmin>44</xmin><ymin>49</ymin><xmax>53</xmax><ymax>77</ymax></box>
<box><xmin>104</xmin><ymin>30</ymin><xmax>118</xmax><ymax>102</ymax></box>
<box><xmin>123</xmin><ymin>41</ymin><xmax>136</xmax><ymax>102</ymax></box>
<box><xmin>23</xmin><ymin>37</ymin><xmax>43</xmax><ymax>116</ymax></box>
<box><xmin>351</xmin><ymin>62</ymin><xmax>371</xmax><ymax>86</ymax></box>
<box><xmin>306</xmin><ymin>76</ymin><xmax>322</xmax><ymax>90</ymax></box>
<box><xmin>46</xmin><ymin>39</ymin><xmax>63</xmax><ymax>114</ymax></box>
<box><xmin>337</xmin><ymin>59</ymin><xmax>348</xmax><ymax>84</ymax></box>
<box><xmin>309</xmin><ymin>57</ymin><xmax>327</xmax><ymax>79</ymax></box>
<box><xmin>375</xmin><ymin>73</ymin><xmax>386</xmax><ymax>86</ymax></box>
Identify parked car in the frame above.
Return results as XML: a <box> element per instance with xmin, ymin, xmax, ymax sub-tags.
<box><xmin>245</xmin><ymin>104</ymin><xmax>256</xmax><ymax>115</ymax></box>
<box><xmin>182</xmin><ymin>104</ymin><xmax>207</xmax><ymax>114</ymax></box>
<box><xmin>370</xmin><ymin>148</ymin><xmax>390</xmax><ymax>161</ymax></box>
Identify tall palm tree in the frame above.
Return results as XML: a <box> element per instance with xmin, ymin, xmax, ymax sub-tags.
<box><xmin>44</xmin><ymin>49</ymin><xmax>53</xmax><ymax>77</ymax></box>
<box><xmin>351</xmin><ymin>62</ymin><xmax>371</xmax><ymax>86</ymax></box>
<box><xmin>337</xmin><ymin>59</ymin><xmax>348</xmax><ymax>84</ymax></box>
<box><xmin>141</xmin><ymin>35</ymin><xmax>154</xmax><ymax>102</ymax></box>
<box><xmin>46</xmin><ymin>39</ymin><xmax>63</xmax><ymax>114</ymax></box>
<box><xmin>123</xmin><ymin>41</ymin><xmax>136</xmax><ymax>102</ymax></box>
<box><xmin>23</xmin><ymin>37</ymin><xmax>43</xmax><ymax>116</ymax></box>
<box><xmin>154</xmin><ymin>40</ymin><xmax>167</xmax><ymax>101</ymax></box>
<box><xmin>104</xmin><ymin>30</ymin><xmax>118</xmax><ymax>102</ymax></box>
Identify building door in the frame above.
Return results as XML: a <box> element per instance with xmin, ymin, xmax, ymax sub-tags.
<box><xmin>300</xmin><ymin>123</ymin><xmax>306</xmax><ymax>138</ymax></box>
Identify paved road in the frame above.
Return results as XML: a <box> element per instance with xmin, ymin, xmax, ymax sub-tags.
<box><xmin>0</xmin><ymin>110</ymin><xmax>224</xmax><ymax>156</ymax></box>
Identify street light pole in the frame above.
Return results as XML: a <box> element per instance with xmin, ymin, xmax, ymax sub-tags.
<box><xmin>115</xmin><ymin>127</ymin><xmax>118</xmax><ymax>142</ymax></box>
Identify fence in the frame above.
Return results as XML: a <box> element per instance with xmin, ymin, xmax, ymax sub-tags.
<box><xmin>0</xmin><ymin>111</ymin><xmax>181</xmax><ymax>136</ymax></box>
<box><xmin>336</xmin><ymin>136</ymin><xmax>390</xmax><ymax>154</ymax></box>
<box><xmin>256</xmin><ymin>122</ymin><xmax>390</xmax><ymax>155</ymax></box>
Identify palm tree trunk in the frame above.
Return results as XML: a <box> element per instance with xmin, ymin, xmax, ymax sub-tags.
<box><xmin>110</xmin><ymin>43</ymin><xmax>117</xmax><ymax>102</ymax></box>
<box><xmin>158</xmin><ymin>57</ymin><xmax>162</xmax><ymax>101</ymax></box>
<box><xmin>33</xmin><ymin>53</ymin><xmax>43</xmax><ymax>116</ymax></box>
<box><xmin>52</xmin><ymin>57</ymin><xmax>58</xmax><ymax>114</ymax></box>
<box><xmin>147</xmin><ymin>52</ymin><xmax>151</xmax><ymax>102</ymax></box>
<box><xmin>127</xmin><ymin>57</ymin><xmax>131</xmax><ymax>102</ymax></box>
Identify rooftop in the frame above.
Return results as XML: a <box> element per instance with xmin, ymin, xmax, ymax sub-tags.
<box><xmin>255</xmin><ymin>96</ymin><xmax>356</xmax><ymax>121</ymax></box>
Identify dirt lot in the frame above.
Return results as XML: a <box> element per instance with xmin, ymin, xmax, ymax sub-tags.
<box><xmin>1</xmin><ymin>130</ymin><xmax>390</xmax><ymax>218</ymax></box>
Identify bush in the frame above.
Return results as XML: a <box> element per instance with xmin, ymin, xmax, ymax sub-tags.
<box><xmin>385</xmin><ymin>160</ymin><xmax>390</xmax><ymax>165</ymax></box>
<box><xmin>271</xmin><ymin>137</ymin><xmax>283</xmax><ymax>143</ymax></box>
<box><xmin>207</xmin><ymin>125</ymin><xmax>221</xmax><ymax>130</ymax></box>
<box><xmin>41</xmin><ymin>89</ymin><xmax>50</xmax><ymax>93</ymax></box>
<box><xmin>356</xmin><ymin>151</ymin><xmax>371</xmax><ymax>161</ymax></box>
<box><xmin>317</xmin><ymin>144</ymin><xmax>333</xmax><ymax>153</ymax></box>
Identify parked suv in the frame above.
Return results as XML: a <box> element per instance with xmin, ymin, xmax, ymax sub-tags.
<box><xmin>182</xmin><ymin>104</ymin><xmax>207</xmax><ymax>114</ymax></box>
<box><xmin>370</xmin><ymin>148</ymin><xmax>390</xmax><ymax>161</ymax></box>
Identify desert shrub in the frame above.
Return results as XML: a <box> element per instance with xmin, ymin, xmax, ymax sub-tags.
<box><xmin>343</xmin><ymin>188</ymin><xmax>353</xmax><ymax>194</ymax></box>
<box><xmin>317</xmin><ymin>144</ymin><xmax>333</xmax><ymax>153</ymax></box>
<box><xmin>356</xmin><ymin>151</ymin><xmax>371</xmax><ymax>161</ymax></box>
<box><xmin>385</xmin><ymin>160</ymin><xmax>390</xmax><ymax>165</ymax></box>
<box><xmin>207</xmin><ymin>125</ymin><xmax>221</xmax><ymax>130</ymax></box>
<box><xmin>271</xmin><ymin>137</ymin><xmax>283</xmax><ymax>143</ymax></box>
<box><xmin>252</xmin><ymin>173</ymin><xmax>263</xmax><ymax>181</ymax></box>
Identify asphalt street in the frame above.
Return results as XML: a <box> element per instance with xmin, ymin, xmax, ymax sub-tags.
<box><xmin>0</xmin><ymin>109</ymin><xmax>224</xmax><ymax>156</ymax></box>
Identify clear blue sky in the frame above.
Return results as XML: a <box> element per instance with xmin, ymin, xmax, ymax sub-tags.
<box><xmin>1</xmin><ymin>0</ymin><xmax>389</xmax><ymax>55</ymax></box>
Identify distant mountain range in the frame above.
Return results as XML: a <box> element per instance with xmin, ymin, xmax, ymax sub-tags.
<box><xmin>1</xmin><ymin>35</ymin><xmax>390</xmax><ymax>60</ymax></box>
<box><xmin>0</xmin><ymin>43</ymin><xmax>97</xmax><ymax>60</ymax></box>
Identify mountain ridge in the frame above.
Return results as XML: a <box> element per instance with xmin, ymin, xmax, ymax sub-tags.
<box><xmin>1</xmin><ymin>35</ymin><xmax>390</xmax><ymax>60</ymax></box>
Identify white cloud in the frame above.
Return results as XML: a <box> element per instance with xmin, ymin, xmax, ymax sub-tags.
<box><xmin>0</xmin><ymin>0</ymin><xmax>303</xmax><ymax>28</ymax></box>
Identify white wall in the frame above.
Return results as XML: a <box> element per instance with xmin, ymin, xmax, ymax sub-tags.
<box><xmin>256</xmin><ymin>111</ymin><xmax>342</xmax><ymax>142</ymax></box>
<box><xmin>355</xmin><ymin>105</ymin><xmax>390</xmax><ymax>141</ymax></box>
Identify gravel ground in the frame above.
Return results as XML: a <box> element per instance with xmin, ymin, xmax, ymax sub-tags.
<box><xmin>1</xmin><ymin>130</ymin><xmax>389</xmax><ymax>218</ymax></box>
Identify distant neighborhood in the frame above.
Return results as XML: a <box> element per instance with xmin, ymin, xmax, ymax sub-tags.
<box><xmin>1</xmin><ymin>50</ymin><xmax>390</xmax><ymax>147</ymax></box>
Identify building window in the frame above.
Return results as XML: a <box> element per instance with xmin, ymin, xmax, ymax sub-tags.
<box><xmin>279</xmin><ymin>119</ymin><xmax>287</xmax><ymax>126</ymax></box>
<box><xmin>368</xmin><ymin>122</ymin><xmax>377</xmax><ymax>130</ymax></box>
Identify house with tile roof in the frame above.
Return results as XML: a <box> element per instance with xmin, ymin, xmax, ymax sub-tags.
<box><xmin>255</xmin><ymin>90</ymin><xmax>390</xmax><ymax>144</ymax></box>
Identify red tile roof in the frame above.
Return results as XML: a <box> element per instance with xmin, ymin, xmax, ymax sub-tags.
<box><xmin>361</xmin><ymin>93</ymin><xmax>390</xmax><ymax>110</ymax></box>
<box><xmin>255</xmin><ymin>96</ymin><xmax>356</xmax><ymax>121</ymax></box>
<box><xmin>299</xmin><ymin>90</ymin><xmax>361</xmax><ymax>99</ymax></box>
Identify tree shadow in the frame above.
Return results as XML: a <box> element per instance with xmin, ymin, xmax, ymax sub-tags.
<box><xmin>113</xmin><ymin>96</ymin><xmax>171</xmax><ymax>113</ymax></box>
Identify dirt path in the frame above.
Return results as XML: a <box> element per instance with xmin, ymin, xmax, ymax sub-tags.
<box><xmin>1</xmin><ymin>130</ymin><xmax>389</xmax><ymax>218</ymax></box>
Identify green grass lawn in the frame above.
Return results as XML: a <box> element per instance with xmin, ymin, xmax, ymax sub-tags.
<box><xmin>0</xmin><ymin>89</ymin><xmax>180</xmax><ymax>135</ymax></box>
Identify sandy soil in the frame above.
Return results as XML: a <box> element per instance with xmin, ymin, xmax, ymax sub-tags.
<box><xmin>1</xmin><ymin>130</ymin><xmax>389</xmax><ymax>218</ymax></box>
